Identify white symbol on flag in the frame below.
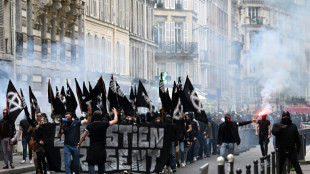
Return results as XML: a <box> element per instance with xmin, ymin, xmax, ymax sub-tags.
<box><xmin>7</xmin><ymin>92</ymin><xmax>22</xmax><ymax>113</ymax></box>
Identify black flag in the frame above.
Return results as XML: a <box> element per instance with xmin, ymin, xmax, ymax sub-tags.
<box><xmin>75</xmin><ymin>79</ymin><xmax>88</xmax><ymax>113</ymax></box>
<box><xmin>83</xmin><ymin>81</ymin><xmax>89</xmax><ymax>97</ymax></box>
<box><xmin>159</xmin><ymin>73</ymin><xmax>170</xmax><ymax>114</ymax></box>
<box><xmin>108</xmin><ymin>75</ymin><xmax>119</xmax><ymax>111</ymax></box>
<box><xmin>129</xmin><ymin>85</ymin><xmax>137</xmax><ymax>109</ymax></box>
<box><xmin>172</xmin><ymin>81</ymin><xmax>182</xmax><ymax>120</ymax></box>
<box><xmin>6</xmin><ymin>80</ymin><xmax>23</xmax><ymax>124</ymax></box>
<box><xmin>136</xmin><ymin>80</ymin><xmax>153</xmax><ymax>112</ymax></box>
<box><xmin>88</xmin><ymin>81</ymin><xmax>93</xmax><ymax>93</ymax></box>
<box><xmin>165</xmin><ymin>88</ymin><xmax>172</xmax><ymax>114</ymax></box>
<box><xmin>66</xmin><ymin>80</ymin><xmax>78</xmax><ymax>117</ymax></box>
<box><xmin>183</xmin><ymin>76</ymin><xmax>208</xmax><ymax>123</ymax></box>
<box><xmin>53</xmin><ymin>87</ymin><xmax>66</xmax><ymax>117</ymax></box>
<box><xmin>48</xmin><ymin>79</ymin><xmax>54</xmax><ymax>105</ymax></box>
<box><xmin>20</xmin><ymin>89</ymin><xmax>35</xmax><ymax>127</ymax></box>
<box><xmin>84</xmin><ymin>76</ymin><xmax>107</xmax><ymax>115</ymax></box>
<box><xmin>29</xmin><ymin>86</ymin><xmax>41</xmax><ymax>121</ymax></box>
<box><xmin>115</xmin><ymin>81</ymin><xmax>134</xmax><ymax>116</ymax></box>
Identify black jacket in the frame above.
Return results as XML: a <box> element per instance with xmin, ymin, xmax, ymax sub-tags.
<box><xmin>217</xmin><ymin>120</ymin><xmax>252</xmax><ymax>145</ymax></box>
<box><xmin>272</xmin><ymin>122</ymin><xmax>300</xmax><ymax>152</ymax></box>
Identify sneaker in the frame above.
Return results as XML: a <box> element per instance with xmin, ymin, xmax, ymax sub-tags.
<box><xmin>193</xmin><ymin>157</ymin><xmax>197</xmax><ymax>162</ymax></box>
<box><xmin>173</xmin><ymin>169</ymin><xmax>177</xmax><ymax>173</ymax></box>
<box><xmin>167</xmin><ymin>166</ymin><xmax>173</xmax><ymax>173</ymax></box>
<box><xmin>186</xmin><ymin>161</ymin><xmax>191</xmax><ymax>165</ymax></box>
<box><xmin>20</xmin><ymin>160</ymin><xmax>26</xmax><ymax>164</ymax></box>
<box><xmin>30</xmin><ymin>159</ymin><xmax>33</xmax><ymax>164</ymax></box>
<box><xmin>2</xmin><ymin>165</ymin><xmax>8</xmax><ymax>169</ymax></box>
<box><xmin>10</xmin><ymin>163</ymin><xmax>14</xmax><ymax>169</ymax></box>
<box><xmin>181</xmin><ymin>163</ymin><xmax>186</xmax><ymax>167</ymax></box>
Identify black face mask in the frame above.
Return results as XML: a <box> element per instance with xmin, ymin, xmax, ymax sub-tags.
<box><xmin>225</xmin><ymin>117</ymin><xmax>231</xmax><ymax>123</ymax></box>
<box><xmin>67</xmin><ymin>118</ymin><xmax>73</xmax><ymax>126</ymax></box>
<box><xmin>282</xmin><ymin>117</ymin><xmax>291</xmax><ymax>125</ymax></box>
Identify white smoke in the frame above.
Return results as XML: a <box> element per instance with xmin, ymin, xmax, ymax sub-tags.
<box><xmin>244</xmin><ymin>1</ymin><xmax>309</xmax><ymax>112</ymax></box>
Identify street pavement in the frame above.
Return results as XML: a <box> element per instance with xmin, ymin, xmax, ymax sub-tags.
<box><xmin>3</xmin><ymin>141</ymin><xmax>310</xmax><ymax>174</ymax></box>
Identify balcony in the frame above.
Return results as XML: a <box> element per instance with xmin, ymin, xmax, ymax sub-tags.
<box><xmin>248</xmin><ymin>17</ymin><xmax>263</xmax><ymax>25</ymax></box>
<box><xmin>157</xmin><ymin>42</ymin><xmax>198</xmax><ymax>54</ymax></box>
<box><xmin>241</xmin><ymin>0</ymin><xmax>264</xmax><ymax>4</ymax></box>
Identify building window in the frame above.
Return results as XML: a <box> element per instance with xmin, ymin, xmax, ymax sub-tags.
<box><xmin>157</xmin><ymin>63</ymin><xmax>166</xmax><ymax>75</ymax></box>
<box><xmin>93</xmin><ymin>0</ymin><xmax>97</xmax><ymax>17</ymax></box>
<box><xmin>175</xmin><ymin>22</ymin><xmax>182</xmax><ymax>43</ymax></box>
<box><xmin>176</xmin><ymin>63</ymin><xmax>183</xmax><ymax>78</ymax></box>
<box><xmin>119</xmin><ymin>0</ymin><xmax>123</xmax><ymax>27</ymax></box>
<box><xmin>85</xmin><ymin>0</ymin><xmax>89</xmax><ymax>16</ymax></box>
<box><xmin>176</xmin><ymin>0</ymin><xmax>182</xmax><ymax>9</ymax></box>
<box><xmin>105</xmin><ymin>39</ymin><xmax>112</xmax><ymax>73</ymax></box>
<box><xmin>104</xmin><ymin>0</ymin><xmax>109</xmax><ymax>22</ymax></box>
<box><xmin>248</xmin><ymin>7</ymin><xmax>260</xmax><ymax>24</ymax></box>
<box><xmin>111</xmin><ymin>0</ymin><xmax>114</xmax><ymax>24</ymax></box>
<box><xmin>155</xmin><ymin>22</ymin><xmax>164</xmax><ymax>44</ymax></box>
<box><xmin>99</xmin><ymin>0</ymin><xmax>103</xmax><ymax>20</ymax></box>
<box><xmin>120</xmin><ymin>43</ymin><xmax>126</xmax><ymax>75</ymax></box>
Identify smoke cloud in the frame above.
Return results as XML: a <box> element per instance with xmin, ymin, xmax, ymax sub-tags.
<box><xmin>243</xmin><ymin>1</ymin><xmax>310</xmax><ymax>112</ymax></box>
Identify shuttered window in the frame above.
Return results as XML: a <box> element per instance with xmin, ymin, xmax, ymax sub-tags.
<box><xmin>165</xmin><ymin>0</ymin><xmax>169</xmax><ymax>9</ymax></box>
<box><xmin>170</xmin><ymin>0</ymin><xmax>175</xmax><ymax>9</ymax></box>
<box><xmin>125</xmin><ymin>0</ymin><xmax>129</xmax><ymax>29</ymax></box>
<box><xmin>183</xmin><ymin>0</ymin><xmax>188</xmax><ymax>9</ymax></box>
<box><xmin>183</xmin><ymin>22</ymin><xmax>188</xmax><ymax>42</ymax></box>
<box><xmin>165</xmin><ymin>22</ymin><xmax>170</xmax><ymax>42</ymax></box>
<box><xmin>99</xmin><ymin>0</ymin><xmax>103</xmax><ymax>20</ymax></box>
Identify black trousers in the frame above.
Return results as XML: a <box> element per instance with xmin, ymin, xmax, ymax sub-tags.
<box><xmin>36</xmin><ymin>152</ymin><xmax>47</xmax><ymax>174</ymax></box>
<box><xmin>259</xmin><ymin>133</ymin><xmax>269</xmax><ymax>156</ymax></box>
<box><xmin>277</xmin><ymin>148</ymin><xmax>303</xmax><ymax>174</ymax></box>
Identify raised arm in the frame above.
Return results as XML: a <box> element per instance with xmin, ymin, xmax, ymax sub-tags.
<box><xmin>238</xmin><ymin>118</ymin><xmax>257</xmax><ymax>127</ymax></box>
<box><xmin>109</xmin><ymin>108</ymin><xmax>118</xmax><ymax>126</ymax></box>
<box><xmin>81</xmin><ymin>107</ymin><xmax>93</xmax><ymax>126</ymax></box>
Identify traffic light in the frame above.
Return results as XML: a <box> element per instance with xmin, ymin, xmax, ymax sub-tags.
<box><xmin>159</xmin><ymin>72</ymin><xmax>169</xmax><ymax>84</ymax></box>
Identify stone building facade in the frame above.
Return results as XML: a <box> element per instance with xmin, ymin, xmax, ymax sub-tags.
<box><xmin>237</xmin><ymin>0</ymin><xmax>310</xmax><ymax>112</ymax></box>
<box><xmin>0</xmin><ymin>0</ymin><xmax>85</xmax><ymax>112</ymax></box>
<box><xmin>84</xmin><ymin>0</ymin><xmax>156</xmax><ymax>93</ymax></box>
<box><xmin>154</xmin><ymin>0</ymin><xmax>231</xmax><ymax>112</ymax></box>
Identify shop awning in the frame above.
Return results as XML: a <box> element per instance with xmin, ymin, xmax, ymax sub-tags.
<box><xmin>285</xmin><ymin>107</ymin><xmax>310</xmax><ymax>114</ymax></box>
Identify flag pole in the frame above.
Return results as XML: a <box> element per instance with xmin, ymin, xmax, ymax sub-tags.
<box><xmin>160</xmin><ymin>72</ymin><xmax>165</xmax><ymax>123</ymax></box>
<box><xmin>48</xmin><ymin>79</ymin><xmax>54</xmax><ymax>122</ymax></box>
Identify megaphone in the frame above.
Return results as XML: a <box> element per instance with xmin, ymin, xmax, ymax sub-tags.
<box><xmin>54</xmin><ymin>115</ymin><xmax>63</xmax><ymax>124</ymax></box>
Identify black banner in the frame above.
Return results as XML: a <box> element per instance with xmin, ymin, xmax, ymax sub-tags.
<box><xmin>6</xmin><ymin>80</ymin><xmax>23</xmax><ymax>124</ymax></box>
<box><xmin>48</xmin><ymin>123</ymin><xmax>171</xmax><ymax>173</ymax></box>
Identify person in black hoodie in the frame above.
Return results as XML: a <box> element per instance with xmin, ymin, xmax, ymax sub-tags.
<box><xmin>217</xmin><ymin>113</ymin><xmax>256</xmax><ymax>159</ymax></box>
<box><xmin>0</xmin><ymin>109</ymin><xmax>16</xmax><ymax>169</ymax></box>
<box><xmin>165</xmin><ymin>114</ymin><xmax>177</xmax><ymax>173</ymax></box>
<box><xmin>272</xmin><ymin>111</ymin><xmax>303</xmax><ymax>174</ymax></box>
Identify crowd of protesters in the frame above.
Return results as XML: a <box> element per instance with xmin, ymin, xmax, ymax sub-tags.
<box><xmin>1</xmin><ymin>108</ymin><xmax>309</xmax><ymax>174</ymax></box>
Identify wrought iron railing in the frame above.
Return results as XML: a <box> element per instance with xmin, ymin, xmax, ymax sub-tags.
<box><xmin>156</xmin><ymin>42</ymin><xmax>198</xmax><ymax>54</ymax></box>
<box><xmin>249</xmin><ymin>17</ymin><xmax>263</xmax><ymax>25</ymax></box>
